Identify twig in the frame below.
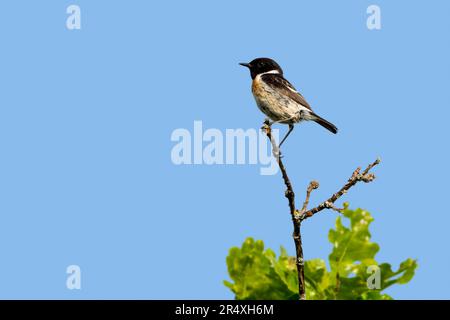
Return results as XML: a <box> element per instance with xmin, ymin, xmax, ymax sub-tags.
<box><xmin>301</xmin><ymin>158</ymin><xmax>381</xmax><ymax>220</ymax></box>
<box><xmin>300</xmin><ymin>181</ymin><xmax>319</xmax><ymax>214</ymax></box>
<box><xmin>262</xmin><ymin>120</ymin><xmax>380</xmax><ymax>300</ymax></box>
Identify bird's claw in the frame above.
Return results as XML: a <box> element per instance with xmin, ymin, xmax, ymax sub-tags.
<box><xmin>263</xmin><ymin>118</ymin><xmax>274</xmax><ymax>127</ymax></box>
<box><xmin>261</xmin><ymin>121</ymin><xmax>272</xmax><ymax>132</ymax></box>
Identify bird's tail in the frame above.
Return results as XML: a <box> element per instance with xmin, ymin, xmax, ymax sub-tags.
<box><xmin>311</xmin><ymin>113</ymin><xmax>338</xmax><ymax>134</ymax></box>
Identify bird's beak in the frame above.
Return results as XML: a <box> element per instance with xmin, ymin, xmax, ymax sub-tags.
<box><xmin>239</xmin><ymin>62</ymin><xmax>251</xmax><ymax>68</ymax></box>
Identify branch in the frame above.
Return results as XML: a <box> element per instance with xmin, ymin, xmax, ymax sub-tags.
<box><xmin>301</xmin><ymin>158</ymin><xmax>381</xmax><ymax>220</ymax></box>
<box><xmin>262</xmin><ymin>120</ymin><xmax>380</xmax><ymax>300</ymax></box>
<box><xmin>262</xmin><ymin>121</ymin><xmax>306</xmax><ymax>300</ymax></box>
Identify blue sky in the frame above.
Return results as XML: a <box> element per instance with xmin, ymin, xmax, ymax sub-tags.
<box><xmin>0</xmin><ymin>1</ymin><xmax>449</xmax><ymax>299</ymax></box>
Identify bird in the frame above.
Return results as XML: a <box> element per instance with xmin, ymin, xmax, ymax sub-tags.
<box><xmin>240</xmin><ymin>57</ymin><xmax>338</xmax><ymax>148</ymax></box>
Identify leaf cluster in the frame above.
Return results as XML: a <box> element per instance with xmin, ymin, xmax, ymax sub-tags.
<box><xmin>224</xmin><ymin>206</ymin><xmax>417</xmax><ymax>300</ymax></box>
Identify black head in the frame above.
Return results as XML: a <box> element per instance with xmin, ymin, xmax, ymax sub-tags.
<box><xmin>239</xmin><ymin>58</ymin><xmax>283</xmax><ymax>79</ymax></box>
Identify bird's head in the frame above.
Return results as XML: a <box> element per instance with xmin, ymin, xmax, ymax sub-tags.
<box><xmin>239</xmin><ymin>58</ymin><xmax>283</xmax><ymax>79</ymax></box>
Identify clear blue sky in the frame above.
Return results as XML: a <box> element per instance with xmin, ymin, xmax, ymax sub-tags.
<box><xmin>0</xmin><ymin>1</ymin><xmax>449</xmax><ymax>299</ymax></box>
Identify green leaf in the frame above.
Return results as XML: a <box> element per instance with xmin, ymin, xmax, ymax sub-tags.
<box><xmin>361</xmin><ymin>291</ymin><xmax>393</xmax><ymax>300</ymax></box>
<box><xmin>271</xmin><ymin>246</ymin><xmax>298</xmax><ymax>294</ymax></box>
<box><xmin>224</xmin><ymin>237</ymin><xmax>297</xmax><ymax>300</ymax></box>
<box><xmin>379</xmin><ymin>259</ymin><xmax>418</xmax><ymax>289</ymax></box>
<box><xmin>328</xmin><ymin>207</ymin><xmax>379</xmax><ymax>278</ymax></box>
<box><xmin>304</xmin><ymin>259</ymin><xmax>328</xmax><ymax>300</ymax></box>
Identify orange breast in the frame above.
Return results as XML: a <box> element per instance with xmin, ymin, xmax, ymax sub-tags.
<box><xmin>251</xmin><ymin>78</ymin><xmax>262</xmax><ymax>95</ymax></box>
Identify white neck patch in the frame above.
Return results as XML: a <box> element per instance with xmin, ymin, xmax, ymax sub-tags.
<box><xmin>261</xmin><ymin>69</ymin><xmax>281</xmax><ymax>75</ymax></box>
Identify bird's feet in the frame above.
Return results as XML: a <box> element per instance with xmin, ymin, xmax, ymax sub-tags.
<box><xmin>261</xmin><ymin>118</ymin><xmax>272</xmax><ymax>130</ymax></box>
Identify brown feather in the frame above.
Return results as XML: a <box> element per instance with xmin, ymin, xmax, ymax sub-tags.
<box><xmin>260</xmin><ymin>73</ymin><xmax>312</xmax><ymax>111</ymax></box>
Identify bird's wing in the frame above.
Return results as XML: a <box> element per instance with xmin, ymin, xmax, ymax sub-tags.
<box><xmin>261</xmin><ymin>73</ymin><xmax>312</xmax><ymax>110</ymax></box>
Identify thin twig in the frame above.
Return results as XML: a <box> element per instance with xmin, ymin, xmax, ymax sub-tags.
<box><xmin>302</xmin><ymin>158</ymin><xmax>381</xmax><ymax>220</ymax></box>
<box><xmin>300</xmin><ymin>181</ymin><xmax>319</xmax><ymax>214</ymax></box>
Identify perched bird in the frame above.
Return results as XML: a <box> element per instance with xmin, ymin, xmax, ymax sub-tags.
<box><xmin>240</xmin><ymin>58</ymin><xmax>337</xmax><ymax>147</ymax></box>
